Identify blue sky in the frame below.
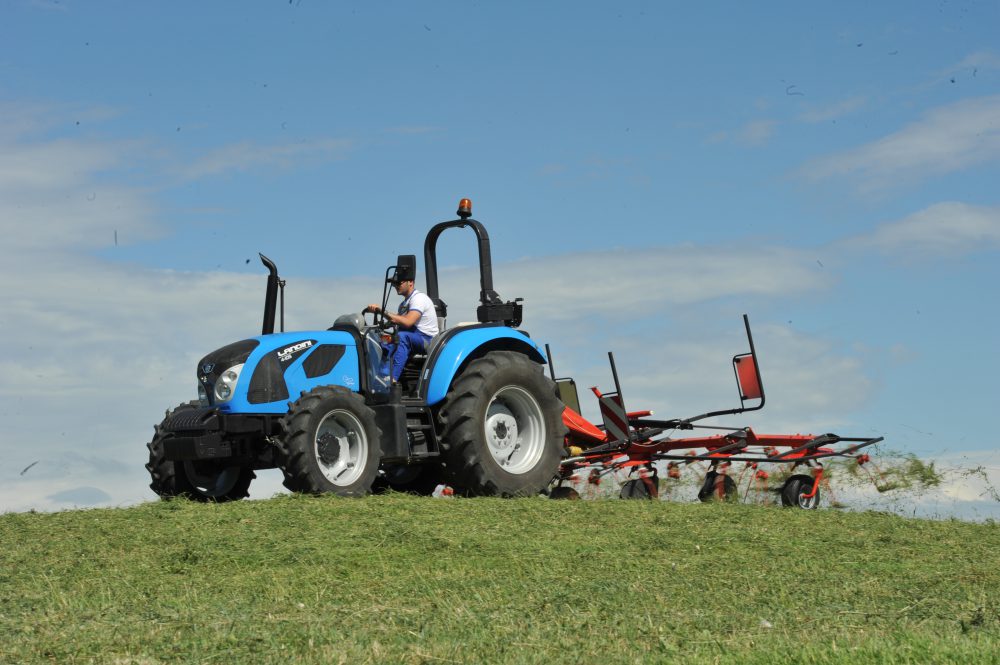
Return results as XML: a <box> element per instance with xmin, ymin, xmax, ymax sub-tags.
<box><xmin>1</xmin><ymin>1</ymin><xmax>998</xmax><ymax>515</ymax></box>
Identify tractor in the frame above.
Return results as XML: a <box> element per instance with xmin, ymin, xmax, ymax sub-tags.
<box><xmin>146</xmin><ymin>199</ymin><xmax>567</xmax><ymax>500</ymax></box>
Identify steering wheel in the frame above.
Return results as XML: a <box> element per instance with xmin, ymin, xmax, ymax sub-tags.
<box><xmin>362</xmin><ymin>308</ymin><xmax>396</xmax><ymax>336</ymax></box>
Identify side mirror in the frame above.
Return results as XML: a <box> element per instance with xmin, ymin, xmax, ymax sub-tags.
<box><xmin>389</xmin><ymin>255</ymin><xmax>417</xmax><ymax>283</ymax></box>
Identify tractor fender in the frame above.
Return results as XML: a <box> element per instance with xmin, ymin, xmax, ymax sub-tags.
<box><xmin>422</xmin><ymin>326</ymin><xmax>547</xmax><ymax>406</ymax></box>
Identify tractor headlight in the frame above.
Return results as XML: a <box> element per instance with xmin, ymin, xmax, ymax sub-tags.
<box><xmin>198</xmin><ymin>383</ymin><xmax>209</xmax><ymax>407</ymax></box>
<box><xmin>214</xmin><ymin>363</ymin><xmax>244</xmax><ymax>403</ymax></box>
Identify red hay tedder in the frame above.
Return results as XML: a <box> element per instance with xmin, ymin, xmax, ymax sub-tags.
<box><xmin>546</xmin><ymin>315</ymin><xmax>883</xmax><ymax>507</ymax></box>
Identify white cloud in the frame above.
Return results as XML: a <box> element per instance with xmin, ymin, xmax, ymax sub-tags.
<box><xmin>708</xmin><ymin>119</ymin><xmax>778</xmax><ymax>147</ymax></box>
<box><xmin>737</xmin><ymin>119</ymin><xmax>777</xmax><ymax>146</ymax></box>
<box><xmin>180</xmin><ymin>138</ymin><xmax>353</xmax><ymax>179</ymax></box>
<box><xmin>846</xmin><ymin>201</ymin><xmax>1000</xmax><ymax>257</ymax></box>
<box><xmin>801</xmin><ymin>95</ymin><xmax>1000</xmax><ymax>189</ymax></box>
<box><xmin>798</xmin><ymin>96</ymin><xmax>866</xmax><ymax>124</ymax></box>
<box><xmin>939</xmin><ymin>51</ymin><xmax>1000</xmax><ymax>79</ymax></box>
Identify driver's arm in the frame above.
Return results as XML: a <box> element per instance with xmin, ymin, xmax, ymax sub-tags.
<box><xmin>367</xmin><ymin>305</ymin><xmax>421</xmax><ymax>329</ymax></box>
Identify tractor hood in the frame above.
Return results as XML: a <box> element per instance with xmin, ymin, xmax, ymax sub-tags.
<box><xmin>198</xmin><ymin>330</ymin><xmax>365</xmax><ymax>414</ymax></box>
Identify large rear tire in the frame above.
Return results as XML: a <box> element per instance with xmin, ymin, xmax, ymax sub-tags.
<box><xmin>146</xmin><ymin>402</ymin><xmax>254</xmax><ymax>502</ymax></box>
<box><xmin>437</xmin><ymin>351</ymin><xmax>566</xmax><ymax>496</ymax></box>
<box><xmin>277</xmin><ymin>386</ymin><xmax>382</xmax><ymax>496</ymax></box>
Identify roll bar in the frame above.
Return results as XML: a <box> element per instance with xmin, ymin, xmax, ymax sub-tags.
<box><xmin>423</xmin><ymin>202</ymin><xmax>522</xmax><ymax>327</ymax></box>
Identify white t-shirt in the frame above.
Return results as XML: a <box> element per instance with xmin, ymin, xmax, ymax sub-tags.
<box><xmin>398</xmin><ymin>289</ymin><xmax>439</xmax><ymax>338</ymax></box>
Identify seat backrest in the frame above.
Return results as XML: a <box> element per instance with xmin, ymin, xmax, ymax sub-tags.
<box><xmin>432</xmin><ymin>297</ymin><xmax>448</xmax><ymax>333</ymax></box>
<box><xmin>555</xmin><ymin>378</ymin><xmax>581</xmax><ymax>414</ymax></box>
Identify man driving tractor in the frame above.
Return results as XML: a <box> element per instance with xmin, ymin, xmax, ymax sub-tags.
<box><xmin>365</xmin><ymin>261</ymin><xmax>439</xmax><ymax>382</ymax></box>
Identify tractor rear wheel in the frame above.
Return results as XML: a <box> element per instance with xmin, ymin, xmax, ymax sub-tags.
<box><xmin>438</xmin><ymin>351</ymin><xmax>566</xmax><ymax>496</ymax></box>
<box><xmin>277</xmin><ymin>386</ymin><xmax>382</xmax><ymax>496</ymax></box>
<box><xmin>781</xmin><ymin>474</ymin><xmax>820</xmax><ymax>509</ymax></box>
<box><xmin>146</xmin><ymin>402</ymin><xmax>255</xmax><ymax>502</ymax></box>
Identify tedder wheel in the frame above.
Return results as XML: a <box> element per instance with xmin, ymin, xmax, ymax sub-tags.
<box><xmin>146</xmin><ymin>401</ymin><xmax>255</xmax><ymax>502</ymax></box>
<box><xmin>549</xmin><ymin>486</ymin><xmax>581</xmax><ymax>500</ymax></box>
<box><xmin>697</xmin><ymin>470</ymin><xmax>738</xmax><ymax>503</ymax></box>
<box><xmin>438</xmin><ymin>351</ymin><xmax>567</xmax><ymax>496</ymax></box>
<box><xmin>781</xmin><ymin>473</ymin><xmax>821</xmax><ymax>509</ymax></box>
<box><xmin>277</xmin><ymin>386</ymin><xmax>382</xmax><ymax>496</ymax></box>
<box><xmin>620</xmin><ymin>473</ymin><xmax>659</xmax><ymax>500</ymax></box>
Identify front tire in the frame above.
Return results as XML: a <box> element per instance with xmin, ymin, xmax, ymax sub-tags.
<box><xmin>277</xmin><ymin>386</ymin><xmax>382</xmax><ymax>496</ymax></box>
<box><xmin>146</xmin><ymin>402</ymin><xmax>254</xmax><ymax>502</ymax></box>
<box><xmin>438</xmin><ymin>351</ymin><xmax>567</xmax><ymax>496</ymax></box>
<box><xmin>181</xmin><ymin>460</ymin><xmax>255</xmax><ymax>502</ymax></box>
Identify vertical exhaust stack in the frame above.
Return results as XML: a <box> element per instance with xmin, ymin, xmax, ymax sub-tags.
<box><xmin>259</xmin><ymin>253</ymin><xmax>279</xmax><ymax>335</ymax></box>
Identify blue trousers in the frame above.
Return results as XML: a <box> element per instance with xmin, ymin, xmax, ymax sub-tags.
<box><xmin>382</xmin><ymin>330</ymin><xmax>433</xmax><ymax>381</ymax></box>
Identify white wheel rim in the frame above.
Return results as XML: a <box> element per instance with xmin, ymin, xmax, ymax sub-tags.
<box><xmin>484</xmin><ymin>385</ymin><xmax>545</xmax><ymax>475</ymax></box>
<box><xmin>315</xmin><ymin>409</ymin><xmax>369</xmax><ymax>486</ymax></box>
<box><xmin>798</xmin><ymin>483</ymin><xmax>819</xmax><ymax>508</ymax></box>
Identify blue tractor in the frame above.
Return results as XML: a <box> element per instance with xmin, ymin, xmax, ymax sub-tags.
<box><xmin>146</xmin><ymin>199</ymin><xmax>567</xmax><ymax>500</ymax></box>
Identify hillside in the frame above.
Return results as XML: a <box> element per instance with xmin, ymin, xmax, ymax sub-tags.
<box><xmin>1</xmin><ymin>495</ymin><xmax>997</xmax><ymax>664</ymax></box>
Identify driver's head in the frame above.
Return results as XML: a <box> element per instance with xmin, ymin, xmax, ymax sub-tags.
<box><xmin>392</xmin><ymin>278</ymin><xmax>414</xmax><ymax>296</ymax></box>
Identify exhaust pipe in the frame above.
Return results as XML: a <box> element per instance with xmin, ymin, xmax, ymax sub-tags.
<box><xmin>259</xmin><ymin>253</ymin><xmax>279</xmax><ymax>335</ymax></box>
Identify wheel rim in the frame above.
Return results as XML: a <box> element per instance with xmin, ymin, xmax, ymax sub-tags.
<box><xmin>798</xmin><ymin>484</ymin><xmax>819</xmax><ymax>509</ymax></box>
<box><xmin>183</xmin><ymin>461</ymin><xmax>241</xmax><ymax>498</ymax></box>
<box><xmin>484</xmin><ymin>385</ymin><xmax>545</xmax><ymax>475</ymax></box>
<box><xmin>315</xmin><ymin>409</ymin><xmax>369</xmax><ymax>486</ymax></box>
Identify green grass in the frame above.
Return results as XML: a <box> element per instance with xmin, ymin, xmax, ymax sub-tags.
<box><xmin>1</xmin><ymin>495</ymin><xmax>998</xmax><ymax>664</ymax></box>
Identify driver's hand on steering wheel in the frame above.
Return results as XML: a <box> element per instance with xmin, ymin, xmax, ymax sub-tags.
<box><xmin>364</xmin><ymin>304</ymin><xmax>381</xmax><ymax>315</ymax></box>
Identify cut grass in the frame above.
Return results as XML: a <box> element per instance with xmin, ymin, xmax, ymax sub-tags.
<box><xmin>1</xmin><ymin>494</ymin><xmax>998</xmax><ymax>664</ymax></box>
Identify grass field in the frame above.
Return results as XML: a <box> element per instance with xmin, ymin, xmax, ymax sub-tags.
<box><xmin>1</xmin><ymin>494</ymin><xmax>998</xmax><ymax>664</ymax></box>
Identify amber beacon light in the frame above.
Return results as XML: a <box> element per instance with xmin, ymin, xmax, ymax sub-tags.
<box><xmin>457</xmin><ymin>198</ymin><xmax>472</xmax><ymax>219</ymax></box>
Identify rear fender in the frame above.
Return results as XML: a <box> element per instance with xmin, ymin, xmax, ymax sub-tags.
<box><xmin>422</xmin><ymin>327</ymin><xmax>546</xmax><ymax>406</ymax></box>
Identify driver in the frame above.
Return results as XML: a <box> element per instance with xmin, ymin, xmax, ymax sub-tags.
<box><xmin>364</xmin><ymin>271</ymin><xmax>439</xmax><ymax>382</ymax></box>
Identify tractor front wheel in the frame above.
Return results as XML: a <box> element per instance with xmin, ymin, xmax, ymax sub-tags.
<box><xmin>146</xmin><ymin>402</ymin><xmax>254</xmax><ymax>502</ymax></box>
<box><xmin>181</xmin><ymin>460</ymin><xmax>255</xmax><ymax>502</ymax></box>
<box><xmin>277</xmin><ymin>386</ymin><xmax>382</xmax><ymax>496</ymax></box>
<box><xmin>438</xmin><ymin>351</ymin><xmax>566</xmax><ymax>496</ymax></box>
